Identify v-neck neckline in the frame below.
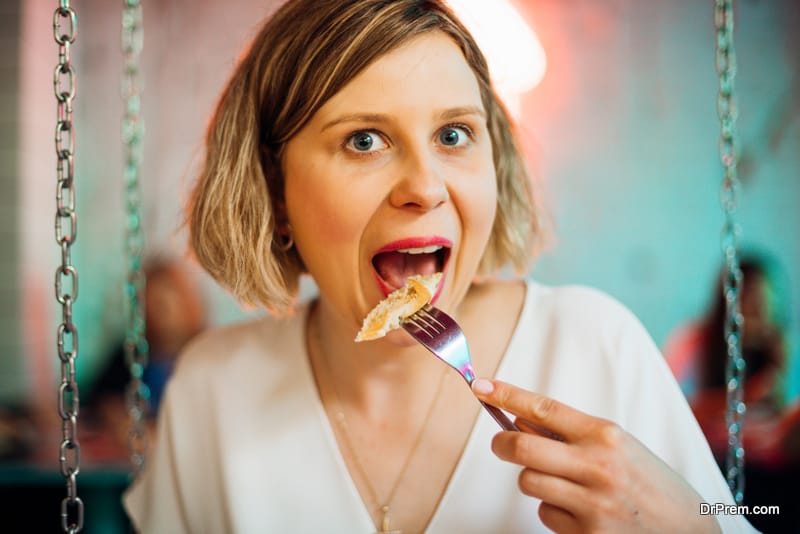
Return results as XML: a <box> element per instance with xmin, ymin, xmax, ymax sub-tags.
<box><xmin>297</xmin><ymin>281</ymin><xmax>532</xmax><ymax>532</ymax></box>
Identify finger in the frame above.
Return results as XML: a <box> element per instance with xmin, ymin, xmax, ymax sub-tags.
<box><xmin>472</xmin><ymin>378</ymin><xmax>596</xmax><ymax>441</ymax></box>
<box><xmin>516</xmin><ymin>417</ymin><xmax>565</xmax><ymax>442</ymax></box>
<box><xmin>538</xmin><ymin>502</ymin><xmax>582</xmax><ymax>534</ymax></box>
<box><xmin>517</xmin><ymin>468</ymin><xmax>586</xmax><ymax>511</ymax></box>
<box><xmin>492</xmin><ymin>430</ymin><xmax>593</xmax><ymax>484</ymax></box>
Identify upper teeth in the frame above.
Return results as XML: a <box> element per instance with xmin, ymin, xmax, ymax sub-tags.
<box><xmin>397</xmin><ymin>245</ymin><xmax>443</xmax><ymax>254</ymax></box>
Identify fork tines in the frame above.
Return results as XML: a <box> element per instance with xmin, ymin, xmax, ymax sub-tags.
<box><xmin>404</xmin><ymin>305</ymin><xmax>445</xmax><ymax>338</ymax></box>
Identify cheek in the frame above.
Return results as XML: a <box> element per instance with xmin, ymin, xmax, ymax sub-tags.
<box><xmin>476</xmin><ymin>176</ymin><xmax>498</xmax><ymax>227</ymax></box>
<box><xmin>284</xmin><ymin>161</ymin><xmax>364</xmax><ymax>246</ymax></box>
<box><xmin>461</xmin><ymin>158</ymin><xmax>499</xmax><ymax>236</ymax></box>
<box><xmin>467</xmin><ymin>189</ymin><xmax>497</xmax><ymax>258</ymax></box>
<box><xmin>298</xmin><ymin>191</ymin><xmax>357</xmax><ymax>243</ymax></box>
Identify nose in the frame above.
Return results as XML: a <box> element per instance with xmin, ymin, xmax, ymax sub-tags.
<box><xmin>388</xmin><ymin>150</ymin><xmax>449</xmax><ymax>211</ymax></box>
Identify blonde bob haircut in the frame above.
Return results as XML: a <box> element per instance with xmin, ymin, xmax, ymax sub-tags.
<box><xmin>189</xmin><ymin>0</ymin><xmax>544</xmax><ymax>314</ymax></box>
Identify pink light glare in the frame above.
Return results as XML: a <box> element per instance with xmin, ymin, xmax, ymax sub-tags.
<box><xmin>447</xmin><ymin>0</ymin><xmax>547</xmax><ymax>118</ymax></box>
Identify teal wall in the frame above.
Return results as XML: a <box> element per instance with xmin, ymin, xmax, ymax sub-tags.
<box><xmin>522</xmin><ymin>0</ymin><xmax>799</xmax><ymax>400</ymax></box>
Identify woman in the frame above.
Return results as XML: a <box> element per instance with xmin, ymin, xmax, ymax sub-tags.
<box><xmin>666</xmin><ymin>254</ymin><xmax>800</xmax><ymax>474</ymax></box>
<box><xmin>124</xmin><ymin>1</ymin><xmax>754</xmax><ymax>532</ymax></box>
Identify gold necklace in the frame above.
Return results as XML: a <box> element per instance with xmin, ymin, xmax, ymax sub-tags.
<box><xmin>313</xmin><ymin>317</ymin><xmax>449</xmax><ymax>534</ymax></box>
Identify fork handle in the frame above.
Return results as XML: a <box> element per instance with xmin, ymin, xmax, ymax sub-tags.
<box><xmin>480</xmin><ymin>401</ymin><xmax>519</xmax><ymax>431</ymax></box>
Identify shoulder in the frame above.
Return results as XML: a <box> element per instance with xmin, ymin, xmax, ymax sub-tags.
<box><xmin>525</xmin><ymin>280</ymin><xmax>644</xmax><ymax>336</ymax></box>
<box><xmin>516</xmin><ymin>280</ymin><xmax>664</xmax><ymax>387</ymax></box>
<box><xmin>467</xmin><ymin>278</ymin><xmax>644</xmax><ymax>341</ymax></box>
<box><xmin>171</xmin><ymin>303</ymin><xmax>309</xmax><ymax>386</ymax></box>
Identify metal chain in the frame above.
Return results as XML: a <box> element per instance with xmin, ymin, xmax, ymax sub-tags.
<box><xmin>714</xmin><ymin>0</ymin><xmax>746</xmax><ymax>505</ymax></box>
<box><xmin>121</xmin><ymin>0</ymin><xmax>150</xmax><ymax>478</ymax></box>
<box><xmin>53</xmin><ymin>1</ymin><xmax>83</xmax><ymax>532</ymax></box>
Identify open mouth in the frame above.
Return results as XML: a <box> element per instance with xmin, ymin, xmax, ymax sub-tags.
<box><xmin>371</xmin><ymin>238</ymin><xmax>451</xmax><ymax>294</ymax></box>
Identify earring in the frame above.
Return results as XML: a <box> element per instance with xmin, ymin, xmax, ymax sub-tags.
<box><xmin>276</xmin><ymin>224</ymin><xmax>294</xmax><ymax>252</ymax></box>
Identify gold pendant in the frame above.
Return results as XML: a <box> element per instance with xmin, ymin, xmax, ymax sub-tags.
<box><xmin>376</xmin><ymin>505</ymin><xmax>402</xmax><ymax>534</ymax></box>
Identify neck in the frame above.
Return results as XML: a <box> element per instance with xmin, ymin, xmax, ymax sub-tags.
<box><xmin>308</xmin><ymin>298</ymin><xmax>446</xmax><ymax>419</ymax></box>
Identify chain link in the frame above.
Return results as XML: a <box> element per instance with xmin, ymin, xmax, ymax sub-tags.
<box><xmin>714</xmin><ymin>0</ymin><xmax>745</xmax><ymax>505</ymax></box>
<box><xmin>53</xmin><ymin>1</ymin><xmax>83</xmax><ymax>532</ymax></box>
<box><xmin>122</xmin><ymin>0</ymin><xmax>150</xmax><ymax>477</ymax></box>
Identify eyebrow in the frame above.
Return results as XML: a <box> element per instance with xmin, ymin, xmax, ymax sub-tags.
<box><xmin>439</xmin><ymin>105</ymin><xmax>486</xmax><ymax>121</ymax></box>
<box><xmin>320</xmin><ymin>113</ymin><xmax>389</xmax><ymax>132</ymax></box>
<box><xmin>320</xmin><ymin>106</ymin><xmax>486</xmax><ymax>132</ymax></box>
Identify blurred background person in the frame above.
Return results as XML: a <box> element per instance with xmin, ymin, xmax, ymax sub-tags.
<box><xmin>83</xmin><ymin>257</ymin><xmax>207</xmax><ymax>459</ymax></box>
<box><xmin>664</xmin><ymin>252</ymin><xmax>800</xmax><ymax>532</ymax></box>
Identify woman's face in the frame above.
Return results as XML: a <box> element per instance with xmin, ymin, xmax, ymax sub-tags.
<box><xmin>283</xmin><ymin>31</ymin><xmax>497</xmax><ymax>336</ymax></box>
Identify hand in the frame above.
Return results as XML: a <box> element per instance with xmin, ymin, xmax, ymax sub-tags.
<box><xmin>471</xmin><ymin>378</ymin><xmax>721</xmax><ymax>534</ymax></box>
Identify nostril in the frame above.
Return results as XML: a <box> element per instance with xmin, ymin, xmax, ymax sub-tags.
<box><xmin>389</xmin><ymin>169</ymin><xmax>449</xmax><ymax>210</ymax></box>
<box><xmin>394</xmin><ymin>188</ymin><xmax>448</xmax><ymax>211</ymax></box>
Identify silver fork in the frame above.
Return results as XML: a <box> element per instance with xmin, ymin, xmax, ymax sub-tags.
<box><xmin>403</xmin><ymin>304</ymin><xmax>519</xmax><ymax>432</ymax></box>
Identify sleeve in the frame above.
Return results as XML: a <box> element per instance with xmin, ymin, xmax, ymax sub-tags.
<box><xmin>610</xmin><ymin>303</ymin><xmax>760</xmax><ymax>534</ymax></box>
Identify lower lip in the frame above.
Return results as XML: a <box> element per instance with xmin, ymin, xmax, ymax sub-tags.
<box><xmin>374</xmin><ymin>273</ymin><xmax>396</xmax><ymax>297</ymax></box>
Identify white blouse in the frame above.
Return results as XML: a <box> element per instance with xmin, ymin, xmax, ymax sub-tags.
<box><xmin>124</xmin><ymin>281</ymin><xmax>757</xmax><ymax>533</ymax></box>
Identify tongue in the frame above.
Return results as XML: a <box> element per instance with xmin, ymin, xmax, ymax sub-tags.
<box><xmin>373</xmin><ymin>251</ymin><xmax>438</xmax><ymax>290</ymax></box>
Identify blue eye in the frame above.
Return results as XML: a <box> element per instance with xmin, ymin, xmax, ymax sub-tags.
<box><xmin>438</xmin><ymin>126</ymin><xmax>470</xmax><ymax>147</ymax></box>
<box><xmin>352</xmin><ymin>132</ymin><xmax>374</xmax><ymax>151</ymax></box>
<box><xmin>345</xmin><ymin>130</ymin><xmax>388</xmax><ymax>153</ymax></box>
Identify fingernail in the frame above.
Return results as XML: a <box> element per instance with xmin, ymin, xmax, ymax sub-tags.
<box><xmin>472</xmin><ymin>378</ymin><xmax>494</xmax><ymax>394</ymax></box>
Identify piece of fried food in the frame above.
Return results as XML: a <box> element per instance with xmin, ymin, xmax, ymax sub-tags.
<box><xmin>355</xmin><ymin>272</ymin><xmax>442</xmax><ymax>342</ymax></box>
